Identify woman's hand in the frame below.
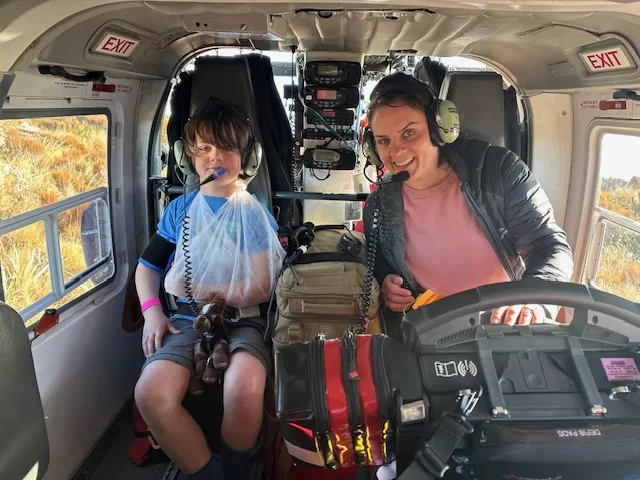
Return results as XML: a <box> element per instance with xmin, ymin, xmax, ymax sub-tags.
<box><xmin>490</xmin><ymin>304</ymin><xmax>546</xmax><ymax>326</ymax></box>
<box><xmin>382</xmin><ymin>274</ymin><xmax>416</xmax><ymax>312</ymax></box>
<box><xmin>141</xmin><ymin>306</ymin><xmax>181</xmax><ymax>357</ymax></box>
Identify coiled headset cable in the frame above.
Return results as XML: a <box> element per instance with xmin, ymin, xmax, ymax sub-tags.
<box><xmin>180</xmin><ymin>167</ymin><xmax>269</xmax><ymax>337</ymax></box>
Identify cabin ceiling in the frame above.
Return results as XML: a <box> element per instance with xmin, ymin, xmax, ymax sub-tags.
<box><xmin>3</xmin><ymin>1</ymin><xmax>640</xmax><ymax>92</ymax></box>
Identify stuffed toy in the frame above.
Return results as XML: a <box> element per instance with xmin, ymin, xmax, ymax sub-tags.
<box><xmin>188</xmin><ymin>293</ymin><xmax>230</xmax><ymax>396</ymax></box>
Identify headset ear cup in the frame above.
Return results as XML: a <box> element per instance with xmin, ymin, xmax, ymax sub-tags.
<box><xmin>363</xmin><ymin>127</ymin><xmax>384</xmax><ymax>169</ymax></box>
<box><xmin>426</xmin><ymin>99</ymin><xmax>460</xmax><ymax>147</ymax></box>
<box><xmin>242</xmin><ymin>136</ymin><xmax>262</xmax><ymax>180</ymax></box>
<box><xmin>174</xmin><ymin>139</ymin><xmax>195</xmax><ymax>176</ymax></box>
<box><xmin>436</xmin><ymin>100</ymin><xmax>460</xmax><ymax>145</ymax></box>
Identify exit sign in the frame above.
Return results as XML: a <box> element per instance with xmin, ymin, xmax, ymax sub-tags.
<box><xmin>579</xmin><ymin>46</ymin><xmax>635</xmax><ymax>73</ymax></box>
<box><xmin>93</xmin><ymin>32</ymin><xmax>139</xmax><ymax>58</ymax></box>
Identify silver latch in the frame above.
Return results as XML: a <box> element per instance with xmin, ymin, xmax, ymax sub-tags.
<box><xmin>609</xmin><ymin>386</ymin><xmax>631</xmax><ymax>400</ymax></box>
<box><xmin>457</xmin><ymin>387</ymin><xmax>482</xmax><ymax>416</ymax></box>
<box><xmin>492</xmin><ymin>406</ymin><xmax>509</xmax><ymax>417</ymax></box>
<box><xmin>608</xmin><ymin>384</ymin><xmax>640</xmax><ymax>400</ymax></box>
<box><xmin>590</xmin><ymin>405</ymin><xmax>607</xmax><ymax>416</ymax></box>
<box><xmin>400</xmin><ymin>400</ymin><xmax>426</xmax><ymax>424</ymax></box>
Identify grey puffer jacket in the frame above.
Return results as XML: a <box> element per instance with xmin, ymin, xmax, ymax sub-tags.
<box><xmin>363</xmin><ymin>137</ymin><xmax>574</xmax><ymax>312</ymax></box>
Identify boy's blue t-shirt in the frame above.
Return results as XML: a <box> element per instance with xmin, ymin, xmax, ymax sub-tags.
<box><xmin>138</xmin><ymin>190</ymin><xmax>279</xmax><ymax>274</ymax></box>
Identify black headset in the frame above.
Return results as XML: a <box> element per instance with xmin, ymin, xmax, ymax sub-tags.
<box><xmin>174</xmin><ymin>96</ymin><xmax>262</xmax><ymax>182</ymax></box>
<box><xmin>362</xmin><ymin>83</ymin><xmax>460</xmax><ymax>169</ymax></box>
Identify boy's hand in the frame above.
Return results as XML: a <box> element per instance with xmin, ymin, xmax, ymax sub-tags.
<box><xmin>381</xmin><ymin>274</ymin><xmax>415</xmax><ymax>313</ymax></box>
<box><xmin>142</xmin><ymin>307</ymin><xmax>181</xmax><ymax>357</ymax></box>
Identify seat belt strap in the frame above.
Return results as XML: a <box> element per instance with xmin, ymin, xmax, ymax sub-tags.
<box><xmin>398</xmin><ymin>388</ymin><xmax>481</xmax><ymax>480</ymax></box>
<box><xmin>397</xmin><ymin>413</ymin><xmax>472</xmax><ymax>480</ymax></box>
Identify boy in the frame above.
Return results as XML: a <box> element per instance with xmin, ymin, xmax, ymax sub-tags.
<box><xmin>134</xmin><ymin>101</ymin><xmax>282</xmax><ymax>480</ymax></box>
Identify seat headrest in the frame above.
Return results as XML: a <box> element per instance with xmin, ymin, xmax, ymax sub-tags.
<box><xmin>191</xmin><ymin>56</ymin><xmax>259</xmax><ymax>130</ymax></box>
<box><xmin>189</xmin><ymin>56</ymin><xmax>271</xmax><ymax>208</ymax></box>
<box><xmin>443</xmin><ymin>72</ymin><xmax>506</xmax><ymax>147</ymax></box>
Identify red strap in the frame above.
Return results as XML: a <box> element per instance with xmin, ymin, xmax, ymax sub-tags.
<box><xmin>356</xmin><ymin>335</ymin><xmax>384</xmax><ymax>465</ymax></box>
<box><xmin>287</xmin><ymin>465</ymin><xmax>359</xmax><ymax>480</ymax></box>
<box><xmin>33</xmin><ymin>309</ymin><xmax>59</xmax><ymax>339</ymax></box>
<box><xmin>323</xmin><ymin>338</ymin><xmax>354</xmax><ymax>468</ymax></box>
<box><xmin>132</xmin><ymin>401</ymin><xmax>149</xmax><ymax>432</ymax></box>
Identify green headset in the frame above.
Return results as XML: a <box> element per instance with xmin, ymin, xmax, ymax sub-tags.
<box><xmin>174</xmin><ymin>96</ymin><xmax>262</xmax><ymax>182</ymax></box>
<box><xmin>362</xmin><ymin>83</ymin><xmax>460</xmax><ymax>169</ymax></box>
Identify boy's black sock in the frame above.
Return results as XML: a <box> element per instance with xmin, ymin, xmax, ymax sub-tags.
<box><xmin>184</xmin><ymin>455</ymin><xmax>225</xmax><ymax>480</ymax></box>
<box><xmin>220</xmin><ymin>440</ymin><xmax>262</xmax><ymax>480</ymax></box>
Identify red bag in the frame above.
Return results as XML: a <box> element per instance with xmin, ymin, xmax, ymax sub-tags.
<box><xmin>275</xmin><ymin>332</ymin><xmax>422</xmax><ymax>470</ymax></box>
<box><xmin>128</xmin><ymin>401</ymin><xmax>168</xmax><ymax>466</ymax></box>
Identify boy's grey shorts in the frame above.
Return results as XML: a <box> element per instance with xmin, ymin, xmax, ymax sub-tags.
<box><xmin>142</xmin><ymin>316</ymin><xmax>272</xmax><ymax>375</ymax></box>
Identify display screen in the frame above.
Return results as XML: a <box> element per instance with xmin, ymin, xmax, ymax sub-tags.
<box><xmin>317</xmin><ymin>89</ymin><xmax>337</xmax><ymax>100</ymax></box>
<box><xmin>318</xmin><ymin>65</ymin><xmax>339</xmax><ymax>76</ymax></box>
<box><xmin>321</xmin><ymin>109</ymin><xmax>335</xmax><ymax>117</ymax></box>
<box><xmin>314</xmin><ymin>149</ymin><xmax>339</xmax><ymax>162</ymax></box>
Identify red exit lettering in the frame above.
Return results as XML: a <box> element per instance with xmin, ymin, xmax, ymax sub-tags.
<box><xmin>100</xmin><ymin>36</ymin><xmax>135</xmax><ymax>55</ymax></box>
<box><xmin>586</xmin><ymin>50</ymin><xmax>622</xmax><ymax>70</ymax></box>
<box><xmin>95</xmin><ymin>33</ymin><xmax>139</xmax><ymax>57</ymax></box>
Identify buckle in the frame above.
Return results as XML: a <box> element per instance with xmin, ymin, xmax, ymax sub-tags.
<box><xmin>416</xmin><ymin>442</ymin><xmax>450</xmax><ymax>478</ymax></box>
<box><xmin>457</xmin><ymin>386</ymin><xmax>482</xmax><ymax>416</ymax></box>
<box><xmin>442</xmin><ymin>412</ymin><xmax>474</xmax><ymax>435</ymax></box>
<box><xmin>287</xmin><ymin>323</ymin><xmax>301</xmax><ymax>342</ymax></box>
<box><xmin>238</xmin><ymin>304</ymin><xmax>261</xmax><ymax>319</ymax></box>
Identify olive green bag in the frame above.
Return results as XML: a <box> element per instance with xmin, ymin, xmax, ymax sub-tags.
<box><xmin>272</xmin><ymin>227</ymin><xmax>382</xmax><ymax>350</ymax></box>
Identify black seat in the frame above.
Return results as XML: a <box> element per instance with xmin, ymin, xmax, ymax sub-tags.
<box><xmin>184</xmin><ymin>54</ymin><xmax>297</xmax><ymax>225</ymax></box>
<box><xmin>190</xmin><ymin>56</ymin><xmax>272</xmax><ymax>210</ymax></box>
<box><xmin>443</xmin><ymin>71</ymin><xmax>522</xmax><ymax>158</ymax></box>
<box><xmin>0</xmin><ymin>302</ymin><xmax>49</xmax><ymax>480</ymax></box>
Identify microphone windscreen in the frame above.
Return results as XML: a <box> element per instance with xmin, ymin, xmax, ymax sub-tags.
<box><xmin>394</xmin><ymin>171</ymin><xmax>410</xmax><ymax>182</ymax></box>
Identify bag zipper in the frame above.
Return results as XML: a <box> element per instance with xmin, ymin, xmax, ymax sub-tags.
<box><xmin>292</xmin><ymin>252</ymin><xmax>367</xmax><ymax>266</ymax></box>
<box><xmin>275</xmin><ymin>290</ymin><xmax>366</xmax><ymax>303</ymax></box>
<box><xmin>311</xmin><ymin>336</ymin><xmax>338</xmax><ymax>469</ymax></box>
<box><xmin>372</xmin><ymin>335</ymin><xmax>393</xmax><ymax>463</ymax></box>
<box><xmin>461</xmin><ymin>185</ymin><xmax>517</xmax><ymax>281</ymax></box>
<box><xmin>275</xmin><ymin>290</ymin><xmax>380</xmax><ymax>320</ymax></box>
<box><xmin>342</xmin><ymin>331</ymin><xmax>367</xmax><ymax>465</ymax></box>
<box><xmin>276</xmin><ymin>288</ymin><xmax>380</xmax><ymax>300</ymax></box>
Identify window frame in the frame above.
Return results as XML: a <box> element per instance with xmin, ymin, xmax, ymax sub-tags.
<box><xmin>0</xmin><ymin>108</ymin><xmax>116</xmax><ymax>327</ymax></box>
<box><xmin>583</xmin><ymin>125</ymin><xmax>640</xmax><ymax>294</ymax></box>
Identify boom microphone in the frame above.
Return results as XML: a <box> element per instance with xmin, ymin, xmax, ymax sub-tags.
<box><xmin>372</xmin><ymin>170</ymin><xmax>410</xmax><ymax>185</ymax></box>
<box><xmin>392</xmin><ymin>171</ymin><xmax>410</xmax><ymax>183</ymax></box>
<box><xmin>199</xmin><ymin>167</ymin><xmax>227</xmax><ymax>187</ymax></box>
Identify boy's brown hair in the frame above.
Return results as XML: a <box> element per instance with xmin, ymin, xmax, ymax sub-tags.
<box><xmin>183</xmin><ymin>103</ymin><xmax>251</xmax><ymax>160</ymax></box>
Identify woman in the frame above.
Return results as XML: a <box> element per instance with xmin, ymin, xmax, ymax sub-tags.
<box><xmin>363</xmin><ymin>72</ymin><xmax>573</xmax><ymax>335</ymax></box>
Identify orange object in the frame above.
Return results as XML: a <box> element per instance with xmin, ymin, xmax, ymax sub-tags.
<box><xmin>412</xmin><ymin>289</ymin><xmax>442</xmax><ymax>310</ymax></box>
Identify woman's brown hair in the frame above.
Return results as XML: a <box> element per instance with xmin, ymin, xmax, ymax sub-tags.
<box><xmin>368</xmin><ymin>72</ymin><xmax>450</xmax><ymax>167</ymax></box>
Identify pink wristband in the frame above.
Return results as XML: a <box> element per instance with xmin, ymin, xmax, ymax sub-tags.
<box><xmin>141</xmin><ymin>298</ymin><xmax>161</xmax><ymax>313</ymax></box>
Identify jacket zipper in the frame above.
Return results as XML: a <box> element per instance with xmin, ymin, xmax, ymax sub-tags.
<box><xmin>342</xmin><ymin>331</ymin><xmax>367</xmax><ymax>465</ymax></box>
<box><xmin>372</xmin><ymin>335</ymin><xmax>393</xmax><ymax>463</ymax></box>
<box><xmin>311</xmin><ymin>336</ymin><xmax>338</xmax><ymax>469</ymax></box>
<box><xmin>461</xmin><ymin>184</ymin><xmax>517</xmax><ymax>281</ymax></box>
